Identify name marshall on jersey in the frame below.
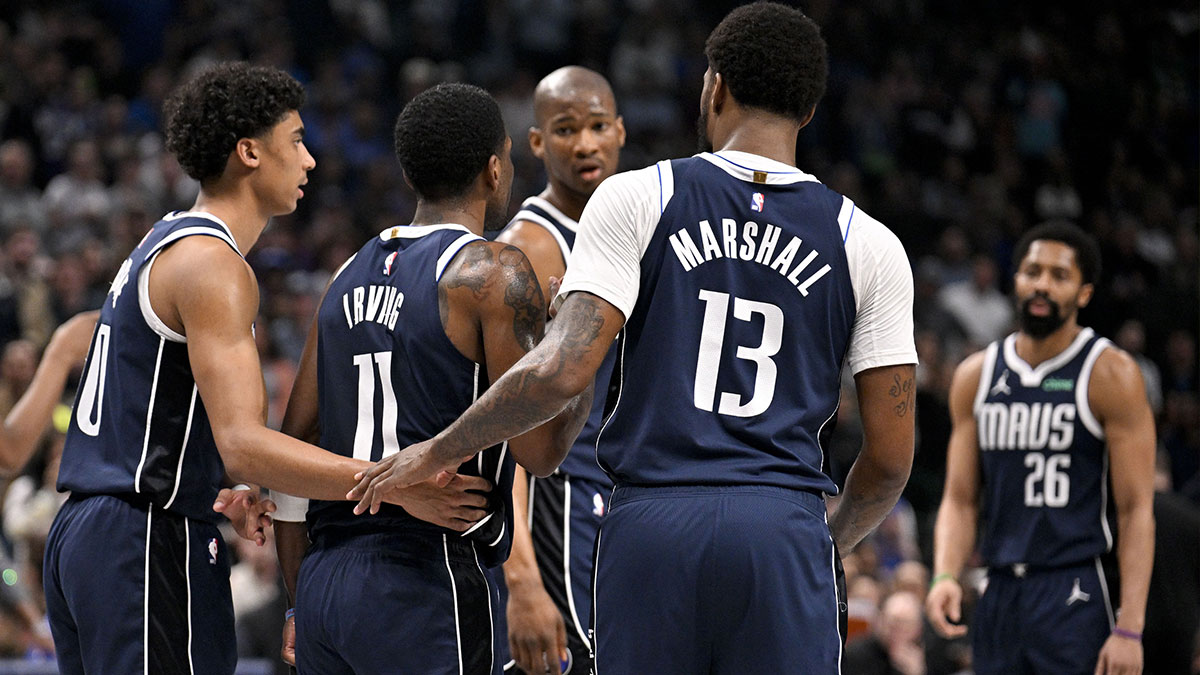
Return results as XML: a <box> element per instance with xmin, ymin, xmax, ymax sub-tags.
<box><xmin>977</xmin><ymin>401</ymin><xmax>1076</xmax><ymax>451</ymax></box>
<box><xmin>341</xmin><ymin>284</ymin><xmax>405</xmax><ymax>331</ymax></box>
<box><xmin>668</xmin><ymin>218</ymin><xmax>833</xmax><ymax>296</ymax></box>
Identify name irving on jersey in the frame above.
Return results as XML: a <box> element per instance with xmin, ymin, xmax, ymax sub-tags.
<box><xmin>668</xmin><ymin>218</ymin><xmax>832</xmax><ymax>296</ymax></box>
<box><xmin>341</xmin><ymin>284</ymin><xmax>405</xmax><ymax>331</ymax></box>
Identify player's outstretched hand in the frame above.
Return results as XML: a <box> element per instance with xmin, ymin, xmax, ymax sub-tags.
<box><xmin>925</xmin><ymin>576</ymin><xmax>968</xmax><ymax>638</ymax></box>
<box><xmin>393</xmin><ymin>474</ymin><xmax>492</xmax><ymax>531</ymax></box>
<box><xmin>46</xmin><ymin>310</ymin><xmax>100</xmax><ymax>364</ymax></box>
<box><xmin>348</xmin><ymin>439</ymin><xmax>460</xmax><ymax>515</ymax></box>
<box><xmin>280</xmin><ymin>611</ymin><xmax>296</xmax><ymax>666</ymax></box>
<box><xmin>213</xmin><ymin>487</ymin><xmax>276</xmax><ymax>546</ymax></box>
<box><xmin>507</xmin><ymin>579</ymin><xmax>567</xmax><ymax>674</ymax></box>
<box><xmin>1094</xmin><ymin>633</ymin><xmax>1142</xmax><ymax>675</ymax></box>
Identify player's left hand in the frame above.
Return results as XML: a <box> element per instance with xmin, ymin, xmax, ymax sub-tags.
<box><xmin>507</xmin><ymin>578</ymin><xmax>567</xmax><ymax>674</ymax></box>
<box><xmin>1094</xmin><ymin>633</ymin><xmax>1142</xmax><ymax>675</ymax></box>
<box><xmin>213</xmin><ymin>487</ymin><xmax>276</xmax><ymax>546</ymax></box>
<box><xmin>348</xmin><ymin>440</ymin><xmax>467</xmax><ymax>515</ymax></box>
<box><xmin>280</xmin><ymin>612</ymin><xmax>296</xmax><ymax>666</ymax></box>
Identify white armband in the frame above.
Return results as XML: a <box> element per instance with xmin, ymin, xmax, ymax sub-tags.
<box><xmin>269</xmin><ymin>490</ymin><xmax>310</xmax><ymax>522</ymax></box>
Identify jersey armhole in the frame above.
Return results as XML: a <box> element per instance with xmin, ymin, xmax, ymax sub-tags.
<box><xmin>973</xmin><ymin>342</ymin><xmax>1000</xmax><ymax>414</ymax></box>
<box><xmin>435</xmin><ymin>233</ymin><xmax>486</xmax><ymax>282</ymax></box>
<box><xmin>1076</xmin><ymin>339</ymin><xmax>1111</xmax><ymax>439</ymax></box>
<box><xmin>138</xmin><ymin>249</ymin><xmax>186</xmax><ymax>343</ymax></box>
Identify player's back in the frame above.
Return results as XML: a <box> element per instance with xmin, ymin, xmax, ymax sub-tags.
<box><xmin>597</xmin><ymin>153</ymin><xmax>869</xmax><ymax>494</ymax></box>
<box><xmin>974</xmin><ymin>328</ymin><xmax>1113</xmax><ymax>567</ymax></box>
<box><xmin>306</xmin><ymin>224</ymin><xmax>512</xmax><ymax>564</ymax></box>
<box><xmin>57</xmin><ymin>211</ymin><xmax>236</xmax><ymax>523</ymax></box>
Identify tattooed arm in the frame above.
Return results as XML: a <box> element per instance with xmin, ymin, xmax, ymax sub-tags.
<box><xmin>349</xmin><ymin>289</ymin><xmax>621</xmax><ymax>513</ymax></box>
<box><xmin>827</xmin><ymin>363</ymin><xmax>916</xmax><ymax>551</ymax></box>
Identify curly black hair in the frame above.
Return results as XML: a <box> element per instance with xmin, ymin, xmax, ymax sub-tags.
<box><xmin>705</xmin><ymin>2</ymin><xmax>828</xmax><ymax>122</ymax></box>
<box><xmin>163</xmin><ymin>62</ymin><xmax>305</xmax><ymax>183</ymax></box>
<box><xmin>393</xmin><ymin>83</ymin><xmax>506</xmax><ymax>201</ymax></box>
<box><xmin>1013</xmin><ymin>221</ymin><xmax>1102</xmax><ymax>285</ymax></box>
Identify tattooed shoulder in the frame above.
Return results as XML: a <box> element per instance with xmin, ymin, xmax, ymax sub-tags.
<box><xmin>440</xmin><ymin>241</ymin><xmax>494</xmax><ymax>296</ymax></box>
<box><xmin>497</xmin><ymin>245</ymin><xmax>544</xmax><ymax>351</ymax></box>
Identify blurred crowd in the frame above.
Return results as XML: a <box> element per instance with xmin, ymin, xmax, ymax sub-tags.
<box><xmin>0</xmin><ymin>1</ymin><xmax>1194</xmax><ymax>672</ymax></box>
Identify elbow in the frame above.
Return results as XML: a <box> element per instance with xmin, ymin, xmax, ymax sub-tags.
<box><xmin>213</xmin><ymin>428</ymin><xmax>256</xmax><ymax>484</ymax></box>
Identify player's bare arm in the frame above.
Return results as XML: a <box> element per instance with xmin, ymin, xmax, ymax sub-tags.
<box><xmin>0</xmin><ymin>310</ymin><xmax>97</xmax><ymax>474</ymax></box>
<box><xmin>150</xmin><ymin>235</ymin><xmax>369</xmax><ymax>498</ymax></box>
<box><xmin>828</xmin><ymin>363</ymin><xmax>916</xmax><ymax>552</ymax></box>
<box><xmin>495</xmin><ymin>220</ymin><xmax>567</xmax><ymax>310</ymax></box>
<box><xmin>348</xmin><ymin>289</ymin><xmax>616</xmax><ymax>513</ymax></box>
<box><xmin>927</xmin><ymin>350</ymin><xmax>986</xmax><ymax>638</ymax></box>
<box><xmin>1090</xmin><ymin>347</ymin><xmax>1155</xmax><ymax>675</ymax></box>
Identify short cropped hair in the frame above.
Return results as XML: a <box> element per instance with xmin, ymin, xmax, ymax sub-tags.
<box><xmin>163</xmin><ymin>62</ymin><xmax>305</xmax><ymax>183</ymax></box>
<box><xmin>393</xmin><ymin>83</ymin><xmax>506</xmax><ymax>201</ymax></box>
<box><xmin>1012</xmin><ymin>221</ymin><xmax>1103</xmax><ymax>285</ymax></box>
<box><xmin>705</xmin><ymin>2</ymin><xmax>828</xmax><ymax>122</ymax></box>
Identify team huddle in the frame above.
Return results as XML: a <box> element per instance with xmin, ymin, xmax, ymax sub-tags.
<box><xmin>37</xmin><ymin>2</ymin><xmax>1155</xmax><ymax>675</ymax></box>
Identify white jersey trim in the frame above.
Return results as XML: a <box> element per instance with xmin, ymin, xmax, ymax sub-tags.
<box><xmin>378</xmin><ymin>222</ymin><xmax>471</xmax><ymax>240</ymax></box>
<box><xmin>974</xmin><ymin>342</ymin><xmax>1001</xmax><ymax>414</ymax></box>
<box><xmin>184</xmin><ymin>517</ymin><xmax>195</xmax><ymax>675</ymax></box>
<box><xmin>163</xmin><ymin>386</ymin><xmax>199</xmax><ymax>510</ymax></box>
<box><xmin>525</xmin><ymin>196</ymin><xmax>579</xmax><ymax>233</ymax></box>
<box><xmin>142</xmin><ymin>508</ymin><xmax>153</xmax><ymax>675</ymax></box>
<box><xmin>1002</xmin><ymin>328</ymin><xmax>1095</xmax><ymax>388</ymax></box>
<box><xmin>1076</xmin><ymin>337</ymin><xmax>1110</xmax><ymax>440</ymax></box>
<box><xmin>436</xmin><ymin>233</ymin><xmax>485</xmax><ymax>282</ymax></box>
<box><xmin>138</xmin><ymin>250</ymin><xmax>187</xmax><ymax>343</ymax></box>
<box><xmin>511</xmin><ymin>209</ymin><xmax>572</xmax><ymax>264</ymax></box>
<box><xmin>561</xmin><ymin>477</ymin><xmax>592</xmax><ymax>649</ymax></box>
<box><xmin>443</xmin><ymin>534</ymin><xmax>465</xmax><ymax>675</ymax></box>
<box><xmin>161</xmin><ymin>211</ymin><xmax>241</xmax><ymax>255</ymax></box>
<box><xmin>699</xmin><ymin>151</ymin><xmax>821</xmax><ymax>185</ymax></box>
<box><xmin>134</xmin><ymin>339</ymin><xmax>166</xmax><ymax>494</ymax></box>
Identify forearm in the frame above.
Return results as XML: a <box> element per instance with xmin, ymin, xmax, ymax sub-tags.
<box><xmin>0</xmin><ymin>353</ymin><xmax>73</xmax><ymax>474</ymax></box>
<box><xmin>932</xmin><ymin>498</ymin><xmax>978</xmax><ymax>577</ymax></box>
<box><xmin>219</xmin><ymin>426</ymin><xmax>368</xmax><ymax>500</ymax></box>
<box><xmin>828</xmin><ymin>445</ymin><xmax>911</xmax><ymax>551</ymax></box>
<box><xmin>1114</xmin><ymin>501</ymin><xmax>1154</xmax><ymax>631</ymax></box>
<box><xmin>274</xmin><ymin>520</ymin><xmax>309</xmax><ymax>606</ymax></box>
<box><xmin>503</xmin><ymin>466</ymin><xmax>545</xmax><ymax>591</ymax></box>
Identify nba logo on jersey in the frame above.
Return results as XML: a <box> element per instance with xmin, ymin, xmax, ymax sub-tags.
<box><xmin>208</xmin><ymin>538</ymin><xmax>219</xmax><ymax>565</ymax></box>
<box><xmin>592</xmin><ymin>492</ymin><xmax>606</xmax><ymax>517</ymax></box>
<box><xmin>751</xmin><ymin>192</ymin><xmax>765</xmax><ymax>212</ymax></box>
<box><xmin>383</xmin><ymin>251</ymin><xmax>398</xmax><ymax>275</ymax></box>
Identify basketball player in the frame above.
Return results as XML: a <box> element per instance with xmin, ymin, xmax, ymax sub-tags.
<box><xmin>494</xmin><ymin>65</ymin><xmax>624</xmax><ymax>675</ymax></box>
<box><xmin>0</xmin><ymin>310</ymin><xmax>96</xmax><ymax>473</ymax></box>
<box><xmin>350</xmin><ymin>4</ymin><xmax>918</xmax><ymax>672</ymax></box>
<box><xmin>274</xmin><ymin>83</ymin><xmax>590</xmax><ymax>675</ymax></box>
<box><xmin>927</xmin><ymin>222</ymin><xmax>1155</xmax><ymax>675</ymax></box>
<box><xmin>42</xmin><ymin>63</ymin><xmax>382</xmax><ymax>675</ymax></box>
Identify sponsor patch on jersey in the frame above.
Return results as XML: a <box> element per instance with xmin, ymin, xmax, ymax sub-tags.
<box><xmin>1042</xmin><ymin>377</ymin><xmax>1074</xmax><ymax>392</ymax></box>
<box><xmin>751</xmin><ymin>191</ymin><xmax>765</xmax><ymax>212</ymax></box>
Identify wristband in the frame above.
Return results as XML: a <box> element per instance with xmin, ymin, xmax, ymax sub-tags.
<box><xmin>1111</xmin><ymin>627</ymin><xmax>1141</xmax><ymax>641</ymax></box>
<box><xmin>285</xmin><ymin>608</ymin><xmax>295</xmax><ymax>621</ymax></box>
<box><xmin>930</xmin><ymin>572</ymin><xmax>956</xmax><ymax>589</ymax></box>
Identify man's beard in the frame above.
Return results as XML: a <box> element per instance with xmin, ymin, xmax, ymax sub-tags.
<box><xmin>696</xmin><ymin>109</ymin><xmax>713</xmax><ymax>153</ymax></box>
<box><xmin>1018</xmin><ymin>294</ymin><xmax>1068</xmax><ymax>338</ymax></box>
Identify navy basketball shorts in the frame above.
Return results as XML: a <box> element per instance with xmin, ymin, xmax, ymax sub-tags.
<box><xmin>973</xmin><ymin>559</ymin><xmax>1116</xmax><ymax>675</ymax></box>
<box><xmin>295</xmin><ymin>530</ymin><xmax>503</xmax><ymax>675</ymax></box>
<box><xmin>592</xmin><ymin>485</ymin><xmax>846</xmax><ymax>674</ymax></box>
<box><xmin>519</xmin><ymin>472</ymin><xmax>608</xmax><ymax>674</ymax></box>
<box><xmin>43</xmin><ymin>494</ymin><xmax>235</xmax><ymax>675</ymax></box>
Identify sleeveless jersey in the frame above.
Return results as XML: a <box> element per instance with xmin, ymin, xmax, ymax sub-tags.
<box><xmin>505</xmin><ymin>197</ymin><xmax>615</xmax><ymax>485</ymax></box>
<box><xmin>597</xmin><ymin>157</ymin><xmax>857</xmax><ymax>493</ymax></box>
<box><xmin>305</xmin><ymin>224</ymin><xmax>514</xmax><ymax>567</ymax></box>
<box><xmin>974</xmin><ymin>328</ymin><xmax>1113</xmax><ymax>567</ymax></box>
<box><xmin>57</xmin><ymin>211</ymin><xmax>238</xmax><ymax>523</ymax></box>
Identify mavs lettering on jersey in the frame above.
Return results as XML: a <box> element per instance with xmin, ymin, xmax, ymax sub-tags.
<box><xmin>305</xmin><ymin>224</ymin><xmax>514</xmax><ymax>567</ymax></box>
<box><xmin>974</xmin><ymin>328</ymin><xmax>1114</xmax><ymax>567</ymax></box>
<box><xmin>58</xmin><ymin>212</ymin><xmax>238</xmax><ymax>523</ymax></box>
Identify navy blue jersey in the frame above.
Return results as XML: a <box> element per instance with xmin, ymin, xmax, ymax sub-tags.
<box><xmin>505</xmin><ymin>197</ymin><xmax>615</xmax><ymax>485</ymax></box>
<box><xmin>305</xmin><ymin>224</ymin><xmax>515</xmax><ymax>567</ymax></box>
<box><xmin>597</xmin><ymin>157</ymin><xmax>856</xmax><ymax>493</ymax></box>
<box><xmin>57</xmin><ymin>212</ymin><xmax>237</xmax><ymax>524</ymax></box>
<box><xmin>975</xmin><ymin>328</ymin><xmax>1113</xmax><ymax>567</ymax></box>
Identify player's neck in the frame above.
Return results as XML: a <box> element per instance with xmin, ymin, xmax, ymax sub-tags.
<box><xmin>1014</xmin><ymin>323</ymin><xmax>1083</xmax><ymax>367</ymax></box>
<box><xmin>189</xmin><ymin>187</ymin><xmax>270</xmax><ymax>253</ymax></box>
<box><xmin>411</xmin><ymin>199</ymin><xmax>486</xmax><ymax>236</ymax></box>
<box><xmin>539</xmin><ymin>184</ymin><xmax>586</xmax><ymax>222</ymax></box>
<box><xmin>712</xmin><ymin>116</ymin><xmax>800</xmax><ymax>167</ymax></box>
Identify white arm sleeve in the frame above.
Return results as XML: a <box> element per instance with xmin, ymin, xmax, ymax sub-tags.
<box><xmin>554</xmin><ymin>163</ymin><xmax>669</xmax><ymax>319</ymax></box>
<box><xmin>844</xmin><ymin>206</ymin><xmax>918</xmax><ymax>374</ymax></box>
<box><xmin>269</xmin><ymin>490</ymin><xmax>309</xmax><ymax>523</ymax></box>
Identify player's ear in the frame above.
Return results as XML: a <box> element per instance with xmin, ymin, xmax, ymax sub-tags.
<box><xmin>233</xmin><ymin>137</ymin><xmax>261</xmax><ymax>169</ymax></box>
<box><xmin>797</xmin><ymin>105</ymin><xmax>817</xmax><ymax>131</ymax></box>
<box><xmin>615</xmin><ymin>115</ymin><xmax>627</xmax><ymax>148</ymax></box>
<box><xmin>711</xmin><ymin>72</ymin><xmax>727</xmax><ymax>114</ymax></box>
<box><xmin>529</xmin><ymin>127</ymin><xmax>545</xmax><ymax>160</ymax></box>
<box><xmin>485</xmin><ymin>154</ymin><xmax>502</xmax><ymax>191</ymax></box>
<box><xmin>1076</xmin><ymin>282</ymin><xmax>1094</xmax><ymax>309</ymax></box>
